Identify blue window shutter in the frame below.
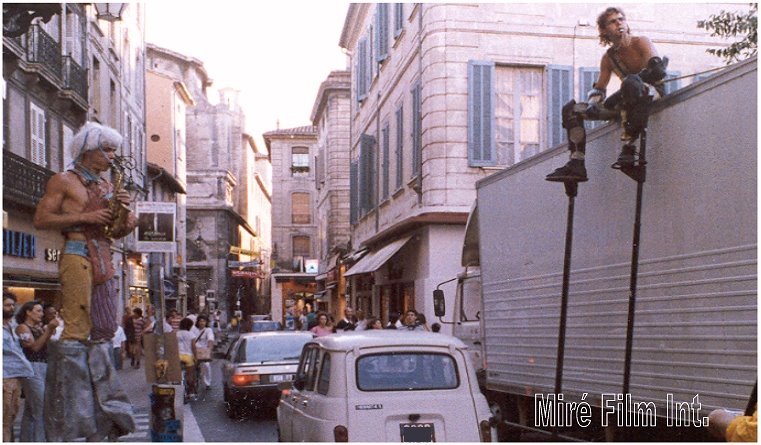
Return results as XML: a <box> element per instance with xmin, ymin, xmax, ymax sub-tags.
<box><xmin>411</xmin><ymin>82</ymin><xmax>422</xmax><ymax>176</ymax></box>
<box><xmin>359</xmin><ymin>134</ymin><xmax>377</xmax><ymax>214</ymax></box>
<box><xmin>395</xmin><ymin>105</ymin><xmax>404</xmax><ymax>188</ymax></box>
<box><xmin>357</xmin><ymin>38</ymin><xmax>368</xmax><ymax>102</ymax></box>
<box><xmin>350</xmin><ymin>160</ymin><xmax>358</xmax><ymax>224</ymax></box>
<box><xmin>663</xmin><ymin>71</ymin><xmax>681</xmax><ymax>95</ymax></box>
<box><xmin>394</xmin><ymin>3</ymin><xmax>404</xmax><ymax>37</ymax></box>
<box><xmin>467</xmin><ymin>60</ymin><xmax>495</xmax><ymax>167</ymax></box>
<box><xmin>376</xmin><ymin>4</ymin><xmax>389</xmax><ymax>63</ymax></box>
<box><xmin>547</xmin><ymin>65</ymin><xmax>573</xmax><ymax>148</ymax></box>
<box><xmin>382</xmin><ymin>123</ymin><xmax>390</xmax><ymax>199</ymax></box>
<box><xmin>578</xmin><ymin>67</ymin><xmax>601</xmax><ymax>130</ymax></box>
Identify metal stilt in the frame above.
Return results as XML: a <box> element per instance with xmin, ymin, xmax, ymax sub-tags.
<box><xmin>616</xmin><ymin>129</ymin><xmax>647</xmax><ymax>441</ymax></box>
<box><xmin>553</xmin><ymin>181</ymin><xmax>578</xmax><ymax>440</ymax></box>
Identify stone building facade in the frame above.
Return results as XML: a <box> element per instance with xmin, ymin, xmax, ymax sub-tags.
<box><xmin>264</xmin><ymin>126</ymin><xmax>319</xmax><ymax>323</ymax></box>
<box><xmin>310</xmin><ymin>70</ymin><xmax>352</xmax><ymax>317</ymax></box>
<box><xmin>338</xmin><ymin>3</ymin><xmax>733</xmax><ymax>329</ymax></box>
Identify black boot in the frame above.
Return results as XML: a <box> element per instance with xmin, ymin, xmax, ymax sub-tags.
<box><xmin>611</xmin><ymin>144</ymin><xmax>637</xmax><ymax>169</ymax></box>
<box><xmin>546</xmin><ymin>159</ymin><xmax>588</xmax><ymax>182</ymax></box>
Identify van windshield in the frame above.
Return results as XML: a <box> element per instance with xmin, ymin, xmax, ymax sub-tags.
<box><xmin>356</xmin><ymin>352</ymin><xmax>460</xmax><ymax>391</ymax></box>
<box><xmin>242</xmin><ymin>335</ymin><xmax>310</xmax><ymax>363</ymax></box>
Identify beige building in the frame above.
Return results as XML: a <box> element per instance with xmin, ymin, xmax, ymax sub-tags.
<box><xmin>3</xmin><ymin>4</ymin><xmax>147</xmax><ymax>317</ymax></box>
<box><xmin>310</xmin><ymin>70</ymin><xmax>352</xmax><ymax>317</ymax></box>
<box><xmin>338</xmin><ymin>3</ymin><xmax>734</xmax><ymax>327</ymax></box>
<box><xmin>264</xmin><ymin>126</ymin><xmax>320</xmax><ymax>323</ymax></box>
<box><xmin>145</xmin><ymin>49</ymin><xmax>195</xmax><ymax>314</ymax></box>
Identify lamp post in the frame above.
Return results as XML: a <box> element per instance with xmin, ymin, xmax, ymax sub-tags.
<box><xmin>93</xmin><ymin>3</ymin><xmax>127</xmax><ymax>22</ymax></box>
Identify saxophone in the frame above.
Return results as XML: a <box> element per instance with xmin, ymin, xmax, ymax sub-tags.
<box><xmin>104</xmin><ymin>158</ymin><xmax>131</xmax><ymax>238</ymax></box>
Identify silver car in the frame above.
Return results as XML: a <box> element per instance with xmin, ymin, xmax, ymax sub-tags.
<box><xmin>222</xmin><ymin>331</ymin><xmax>313</xmax><ymax>418</ymax></box>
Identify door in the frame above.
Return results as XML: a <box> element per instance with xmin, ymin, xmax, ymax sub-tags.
<box><xmin>290</xmin><ymin>344</ymin><xmax>321</xmax><ymax>441</ymax></box>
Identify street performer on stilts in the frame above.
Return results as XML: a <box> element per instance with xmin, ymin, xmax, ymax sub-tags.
<box><xmin>33</xmin><ymin>122</ymin><xmax>137</xmax><ymax>441</ymax></box>
<box><xmin>546</xmin><ymin>6</ymin><xmax>669</xmax><ymax>182</ymax></box>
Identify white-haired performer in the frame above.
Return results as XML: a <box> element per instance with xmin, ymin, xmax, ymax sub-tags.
<box><xmin>33</xmin><ymin>122</ymin><xmax>137</xmax><ymax>441</ymax></box>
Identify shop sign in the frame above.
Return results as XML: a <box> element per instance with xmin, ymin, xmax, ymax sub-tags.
<box><xmin>229</xmin><ymin>246</ymin><xmax>258</xmax><ymax>256</ymax></box>
<box><xmin>231</xmin><ymin>269</ymin><xmax>262</xmax><ymax>279</ymax></box>
<box><xmin>45</xmin><ymin>248</ymin><xmax>61</xmax><ymax>262</ymax></box>
<box><xmin>3</xmin><ymin>229</ymin><xmax>36</xmax><ymax>258</ymax></box>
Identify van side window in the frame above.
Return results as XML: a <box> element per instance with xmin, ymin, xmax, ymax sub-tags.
<box><xmin>304</xmin><ymin>349</ymin><xmax>322</xmax><ymax>391</ymax></box>
<box><xmin>317</xmin><ymin>353</ymin><xmax>331</xmax><ymax>395</ymax></box>
<box><xmin>296</xmin><ymin>345</ymin><xmax>319</xmax><ymax>391</ymax></box>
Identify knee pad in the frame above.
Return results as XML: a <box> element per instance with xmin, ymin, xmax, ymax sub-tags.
<box><xmin>562</xmin><ymin>100</ymin><xmax>583</xmax><ymax>129</ymax></box>
<box><xmin>622</xmin><ymin>74</ymin><xmax>646</xmax><ymax>106</ymax></box>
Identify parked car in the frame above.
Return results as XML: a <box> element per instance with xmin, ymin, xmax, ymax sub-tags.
<box><xmin>276</xmin><ymin>330</ymin><xmax>495</xmax><ymax>442</ymax></box>
<box><xmin>251</xmin><ymin>320</ymin><xmax>282</xmax><ymax>332</ymax></box>
<box><xmin>222</xmin><ymin>331</ymin><xmax>313</xmax><ymax>418</ymax></box>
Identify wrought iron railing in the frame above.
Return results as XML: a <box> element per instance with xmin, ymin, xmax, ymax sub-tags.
<box><xmin>3</xmin><ymin>150</ymin><xmax>54</xmax><ymax>211</ymax></box>
<box><xmin>26</xmin><ymin>24</ymin><xmax>62</xmax><ymax>82</ymax></box>
<box><xmin>62</xmin><ymin>55</ymin><xmax>87</xmax><ymax>102</ymax></box>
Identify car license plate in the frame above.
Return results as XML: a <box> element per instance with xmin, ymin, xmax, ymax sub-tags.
<box><xmin>400</xmin><ymin>423</ymin><xmax>435</xmax><ymax>442</ymax></box>
<box><xmin>269</xmin><ymin>374</ymin><xmax>292</xmax><ymax>383</ymax></box>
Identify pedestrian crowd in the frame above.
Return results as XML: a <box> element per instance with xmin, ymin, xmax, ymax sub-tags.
<box><xmin>288</xmin><ymin>304</ymin><xmax>439</xmax><ymax>338</ymax></box>
<box><xmin>2</xmin><ymin>287</ymin><xmax>221</xmax><ymax>442</ymax></box>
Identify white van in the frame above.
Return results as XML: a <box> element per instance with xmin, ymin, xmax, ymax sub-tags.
<box><xmin>277</xmin><ymin>330</ymin><xmax>494</xmax><ymax>442</ymax></box>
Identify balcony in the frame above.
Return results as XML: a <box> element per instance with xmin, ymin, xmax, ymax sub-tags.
<box><xmin>61</xmin><ymin>55</ymin><xmax>88</xmax><ymax>107</ymax></box>
<box><xmin>3</xmin><ymin>150</ymin><xmax>54</xmax><ymax>213</ymax></box>
<box><xmin>26</xmin><ymin>24</ymin><xmax>63</xmax><ymax>83</ymax></box>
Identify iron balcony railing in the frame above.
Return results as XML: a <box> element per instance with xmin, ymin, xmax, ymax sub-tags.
<box><xmin>26</xmin><ymin>24</ymin><xmax>62</xmax><ymax>83</ymax></box>
<box><xmin>3</xmin><ymin>150</ymin><xmax>54</xmax><ymax>212</ymax></box>
<box><xmin>62</xmin><ymin>55</ymin><xmax>87</xmax><ymax>103</ymax></box>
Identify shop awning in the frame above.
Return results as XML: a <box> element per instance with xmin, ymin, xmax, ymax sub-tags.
<box><xmin>344</xmin><ymin>236</ymin><xmax>412</xmax><ymax>277</ymax></box>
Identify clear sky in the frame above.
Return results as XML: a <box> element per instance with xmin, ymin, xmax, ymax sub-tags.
<box><xmin>144</xmin><ymin>1</ymin><xmax>351</xmax><ymax>149</ymax></box>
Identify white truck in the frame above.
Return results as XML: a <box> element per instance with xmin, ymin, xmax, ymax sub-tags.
<box><xmin>434</xmin><ymin>57</ymin><xmax>757</xmax><ymax>441</ymax></box>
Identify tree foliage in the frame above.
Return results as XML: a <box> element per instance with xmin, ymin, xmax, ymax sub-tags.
<box><xmin>698</xmin><ymin>3</ymin><xmax>757</xmax><ymax>64</ymax></box>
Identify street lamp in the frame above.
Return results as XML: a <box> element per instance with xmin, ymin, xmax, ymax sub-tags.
<box><xmin>94</xmin><ymin>3</ymin><xmax>127</xmax><ymax>22</ymax></box>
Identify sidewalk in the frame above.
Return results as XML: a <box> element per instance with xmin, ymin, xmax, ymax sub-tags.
<box><xmin>12</xmin><ymin>359</ymin><xmax>205</xmax><ymax>442</ymax></box>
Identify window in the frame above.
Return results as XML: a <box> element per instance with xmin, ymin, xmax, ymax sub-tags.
<box><xmin>356</xmin><ymin>353</ymin><xmax>460</xmax><ymax>391</ymax></box>
<box><xmin>494</xmin><ymin>66</ymin><xmax>542</xmax><ymax>165</ymax></box>
<box><xmin>470</xmin><ymin>62</ymin><xmax>567</xmax><ymax>167</ymax></box>
<box><xmin>411</xmin><ymin>82</ymin><xmax>422</xmax><ymax>177</ymax></box>
<box><xmin>243</xmin><ymin>335</ymin><xmax>311</xmax><ymax>363</ymax></box>
<box><xmin>292</xmin><ymin>236</ymin><xmax>310</xmax><ymax>258</ymax></box>
<box><xmin>296</xmin><ymin>345</ymin><xmax>320</xmax><ymax>392</ymax></box>
<box><xmin>317</xmin><ymin>353</ymin><xmax>331</xmax><ymax>395</ymax></box>
<box><xmin>375</xmin><ymin>3</ymin><xmax>389</xmax><ymax>63</ymax></box>
<box><xmin>395</xmin><ymin>105</ymin><xmax>404</xmax><ymax>189</ymax></box>
<box><xmin>359</xmin><ymin>134</ymin><xmax>376</xmax><ymax>215</ymax></box>
<box><xmin>578</xmin><ymin>67</ymin><xmax>603</xmax><ymax>130</ymax></box>
<box><xmin>394</xmin><ymin>3</ymin><xmax>405</xmax><ymax>37</ymax></box>
<box><xmin>291</xmin><ymin>147</ymin><xmax>309</xmax><ymax>176</ymax></box>
<box><xmin>381</xmin><ymin>123</ymin><xmax>390</xmax><ymax>200</ymax></box>
<box><xmin>291</xmin><ymin>192</ymin><xmax>311</xmax><ymax>224</ymax></box>
<box><xmin>29</xmin><ymin>102</ymin><xmax>46</xmax><ymax>167</ymax></box>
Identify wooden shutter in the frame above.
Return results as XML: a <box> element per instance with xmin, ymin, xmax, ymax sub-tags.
<box><xmin>395</xmin><ymin>105</ymin><xmax>404</xmax><ymax>189</ymax></box>
<box><xmin>376</xmin><ymin>3</ymin><xmax>389</xmax><ymax>63</ymax></box>
<box><xmin>411</xmin><ymin>82</ymin><xmax>423</xmax><ymax>175</ymax></box>
<box><xmin>350</xmin><ymin>160</ymin><xmax>358</xmax><ymax>224</ymax></box>
<box><xmin>578</xmin><ymin>67</ymin><xmax>601</xmax><ymax>130</ymax></box>
<box><xmin>29</xmin><ymin>102</ymin><xmax>46</xmax><ymax>167</ymax></box>
<box><xmin>381</xmin><ymin>123</ymin><xmax>390</xmax><ymax>199</ymax></box>
<box><xmin>547</xmin><ymin>65</ymin><xmax>573</xmax><ymax>149</ymax></box>
<box><xmin>468</xmin><ymin>60</ymin><xmax>495</xmax><ymax>166</ymax></box>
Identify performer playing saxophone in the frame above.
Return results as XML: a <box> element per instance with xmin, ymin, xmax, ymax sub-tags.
<box><xmin>33</xmin><ymin>121</ymin><xmax>137</xmax><ymax>441</ymax></box>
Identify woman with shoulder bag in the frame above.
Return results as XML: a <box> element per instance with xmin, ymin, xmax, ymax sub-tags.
<box><xmin>194</xmin><ymin>315</ymin><xmax>215</xmax><ymax>391</ymax></box>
